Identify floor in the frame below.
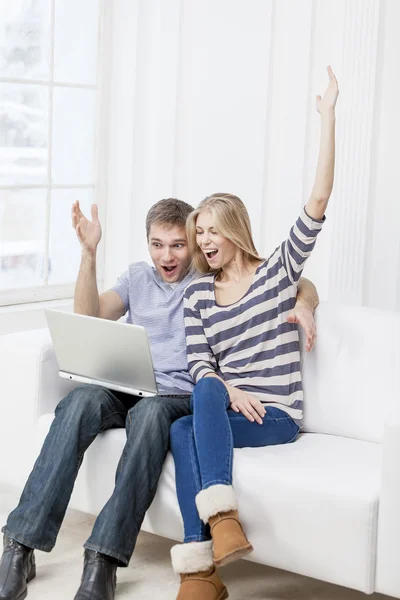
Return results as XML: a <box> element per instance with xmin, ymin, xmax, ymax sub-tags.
<box><xmin>0</xmin><ymin>486</ymin><xmax>394</xmax><ymax>600</ymax></box>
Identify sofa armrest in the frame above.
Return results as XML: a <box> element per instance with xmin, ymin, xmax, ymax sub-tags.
<box><xmin>1</xmin><ymin>328</ymin><xmax>79</xmax><ymax>421</ymax></box>
<box><xmin>375</xmin><ymin>420</ymin><xmax>400</xmax><ymax>597</ymax></box>
<box><xmin>0</xmin><ymin>328</ymin><xmax>75</xmax><ymax>486</ymax></box>
<box><xmin>35</xmin><ymin>333</ymin><xmax>80</xmax><ymax>417</ymax></box>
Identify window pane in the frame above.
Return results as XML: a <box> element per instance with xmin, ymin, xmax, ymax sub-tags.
<box><xmin>51</xmin><ymin>88</ymin><xmax>96</xmax><ymax>185</ymax></box>
<box><xmin>48</xmin><ymin>188</ymin><xmax>93</xmax><ymax>284</ymax></box>
<box><xmin>0</xmin><ymin>0</ymin><xmax>51</xmax><ymax>80</ymax></box>
<box><xmin>0</xmin><ymin>83</ymin><xmax>48</xmax><ymax>186</ymax></box>
<box><xmin>0</xmin><ymin>189</ymin><xmax>47</xmax><ymax>289</ymax></box>
<box><xmin>54</xmin><ymin>0</ymin><xmax>99</xmax><ymax>85</ymax></box>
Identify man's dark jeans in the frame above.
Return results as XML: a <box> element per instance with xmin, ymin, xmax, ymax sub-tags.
<box><xmin>2</xmin><ymin>384</ymin><xmax>191</xmax><ymax>566</ymax></box>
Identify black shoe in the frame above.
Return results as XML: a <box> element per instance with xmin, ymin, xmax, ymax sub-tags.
<box><xmin>74</xmin><ymin>549</ymin><xmax>117</xmax><ymax>600</ymax></box>
<box><xmin>0</xmin><ymin>537</ymin><xmax>36</xmax><ymax>600</ymax></box>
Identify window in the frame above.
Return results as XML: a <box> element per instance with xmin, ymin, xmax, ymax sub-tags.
<box><xmin>0</xmin><ymin>0</ymin><xmax>104</xmax><ymax>306</ymax></box>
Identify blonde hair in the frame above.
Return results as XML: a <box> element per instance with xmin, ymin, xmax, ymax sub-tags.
<box><xmin>187</xmin><ymin>193</ymin><xmax>262</xmax><ymax>274</ymax></box>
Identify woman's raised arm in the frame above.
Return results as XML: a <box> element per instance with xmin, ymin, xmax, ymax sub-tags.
<box><xmin>306</xmin><ymin>66</ymin><xmax>339</xmax><ymax>221</ymax></box>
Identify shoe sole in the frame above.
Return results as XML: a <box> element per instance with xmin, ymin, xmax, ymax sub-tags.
<box><xmin>218</xmin><ymin>588</ymin><xmax>229</xmax><ymax>600</ymax></box>
<box><xmin>214</xmin><ymin>543</ymin><xmax>254</xmax><ymax>568</ymax></box>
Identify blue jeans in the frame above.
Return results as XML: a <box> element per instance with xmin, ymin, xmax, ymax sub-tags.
<box><xmin>3</xmin><ymin>384</ymin><xmax>191</xmax><ymax>565</ymax></box>
<box><xmin>170</xmin><ymin>378</ymin><xmax>300</xmax><ymax>543</ymax></box>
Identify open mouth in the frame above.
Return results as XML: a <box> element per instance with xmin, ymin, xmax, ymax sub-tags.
<box><xmin>162</xmin><ymin>265</ymin><xmax>178</xmax><ymax>275</ymax></box>
<box><xmin>204</xmin><ymin>249</ymin><xmax>218</xmax><ymax>261</ymax></box>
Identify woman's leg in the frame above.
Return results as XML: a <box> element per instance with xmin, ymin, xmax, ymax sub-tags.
<box><xmin>170</xmin><ymin>377</ymin><xmax>300</xmax><ymax>582</ymax></box>
<box><xmin>169</xmin><ymin>380</ymin><xmax>232</xmax><ymax>597</ymax></box>
<box><xmin>191</xmin><ymin>379</ymin><xmax>300</xmax><ymax>567</ymax></box>
<box><xmin>170</xmin><ymin>415</ymin><xmax>210</xmax><ymax>544</ymax></box>
<box><xmin>229</xmin><ymin>405</ymin><xmax>300</xmax><ymax>449</ymax></box>
<box><xmin>170</xmin><ymin>377</ymin><xmax>235</xmax><ymax>542</ymax></box>
<box><xmin>205</xmin><ymin>405</ymin><xmax>299</xmax><ymax>566</ymax></box>
<box><xmin>170</xmin><ymin>414</ymin><xmax>228</xmax><ymax>600</ymax></box>
<box><xmin>191</xmin><ymin>378</ymin><xmax>233</xmax><ymax>489</ymax></box>
<box><xmin>185</xmin><ymin>378</ymin><xmax>252</xmax><ymax>568</ymax></box>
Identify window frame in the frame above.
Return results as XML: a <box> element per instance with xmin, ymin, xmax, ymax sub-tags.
<box><xmin>0</xmin><ymin>0</ymin><xmax>109</xmax><ymax>307</ymax></box>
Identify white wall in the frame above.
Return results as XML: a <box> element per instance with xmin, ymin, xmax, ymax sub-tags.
<box><xmin>104</xmin><ymin>0</ymin><xmax>400</xmax><ymax>313</ymax></box>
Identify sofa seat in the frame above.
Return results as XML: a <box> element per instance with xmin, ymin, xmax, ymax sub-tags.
<box><xmin>37</xmin><ymin>414</ymin><xmax>382</xmax><ymax>592</ymax></box>
<box><xmin>5</xmin><ymin>303</ymin><xmax>399</xmax><ymax>596</ymax></box>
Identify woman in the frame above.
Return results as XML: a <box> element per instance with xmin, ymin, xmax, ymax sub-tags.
<box><xmin>170</xmin><ymin>66</ymin><xmax>339</xmax><ymax>600</ymax></box>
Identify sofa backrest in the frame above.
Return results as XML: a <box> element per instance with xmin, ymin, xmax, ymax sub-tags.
<box><xmin>302</xmin><ymin>302</ymin><xmax>400</xmax><ymax>443</ymax></box>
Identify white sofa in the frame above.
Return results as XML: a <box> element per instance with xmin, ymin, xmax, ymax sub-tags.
<box><xmin>1</xmin><ymin>302</ymin><xmax>400</xmax><ymax>597</ymax></box>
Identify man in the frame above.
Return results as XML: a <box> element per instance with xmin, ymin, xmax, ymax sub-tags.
<box><xmin>0</xmin><ymin>198</ymin><xmax>318</xmax><ymax>600</ymax></box>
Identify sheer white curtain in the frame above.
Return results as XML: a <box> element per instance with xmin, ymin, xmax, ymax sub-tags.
<box><xmin>104</xmin><ymin>0</ymin><xmax>400</xmax><ymax>312</ymax></box>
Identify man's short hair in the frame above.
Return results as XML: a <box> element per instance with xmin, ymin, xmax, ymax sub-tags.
<box><xmin>146</xmin><ymin>198</ymin><xmax>194</xmax><ymax>239</ymax></box>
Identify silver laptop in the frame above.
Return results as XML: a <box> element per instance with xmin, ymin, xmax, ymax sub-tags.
<box><xmin>45</xmin><ymin>309</ymin><xmax>189</xmax><ymax>398</ymax></box>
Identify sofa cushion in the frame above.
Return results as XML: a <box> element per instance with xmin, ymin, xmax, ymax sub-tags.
<box><xmin>37</xmin><ymin>415</ymin><xmax>381</xmax><ymax>593</ymax></box>
<box><xmin>145</xmin><ymin>433</ymin><xmax>381</xmax><ymax>593</ymax></box>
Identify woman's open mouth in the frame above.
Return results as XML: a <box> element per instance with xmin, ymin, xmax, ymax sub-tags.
<box><xmin>204</xmin><ymin>249</ymin><xmax>218</xmax><ymax>262</ymax></box>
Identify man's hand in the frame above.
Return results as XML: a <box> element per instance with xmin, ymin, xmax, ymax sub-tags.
<box><xmin>228</xmin><ymin>386</ymin><xmax>266</xmax><ymax>424</ymax></box>
<box><xmin>287</xmin><ymin>300</ymin><xmax>316</xmax><ymax>352</ymax></box>
<box><xmin>72</xmin><ymin>201</ymin><xmax>102</xmax><ymax>255</ymax></box>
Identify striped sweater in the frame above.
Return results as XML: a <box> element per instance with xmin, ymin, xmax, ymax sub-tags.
<box><xmin>183</xmin><ymin>207</ymin><xmax>325</xmax><ymax>428</ymax></box>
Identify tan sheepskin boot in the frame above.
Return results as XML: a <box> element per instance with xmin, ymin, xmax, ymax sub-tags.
<box><xmin>196</xmin><ymin>485</ymin><xmax>253</xmax><ymax>567</ymax></box>
<box><xmin>178</xmin><ymin>568</ymin><xmax>228</xmax><ymax>600</ymax></box>
<box><xmin>208</xmin><ymin>509</ymin><xmax>253</xmax><ymax>567</ymax></box>
<box><xmin>171</xmin><ymin>540</ymin><xmax>228</xmax><ymax>600</ymax></box>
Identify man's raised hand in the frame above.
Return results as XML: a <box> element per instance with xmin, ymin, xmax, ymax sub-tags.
<box><xmin>72</xmin><ymin>201</ymin><xmax>102</xmax><ymax>255</ymax></box>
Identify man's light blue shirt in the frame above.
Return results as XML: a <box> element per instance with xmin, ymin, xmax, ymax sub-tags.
<box><xmin>112</xmin><ymin>262</ymin><xmax>197</xmax><ymax>393</ymax></box>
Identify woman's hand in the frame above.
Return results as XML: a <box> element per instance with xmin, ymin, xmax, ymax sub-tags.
<box><xmin>316</xmin><ymin>66</ymin><xmax>339</xmax><ymax>115</ymax></box>
<box><xmin>228</xmin><ymin>386</ymin><xmax>266</xmax><ymax>424</ymax></box>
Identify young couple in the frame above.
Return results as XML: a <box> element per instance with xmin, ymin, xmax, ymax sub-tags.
<box><xmin>0</xmin><ymin>66</ymin><xmax>338</xmax><ymax>600</ymax></box>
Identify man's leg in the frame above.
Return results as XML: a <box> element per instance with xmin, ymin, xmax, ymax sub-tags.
<box><xmin>0</xmin><ymin>385</ymin><xmax>133</xmax><ymax>600</ymax></box>
<box><xmin>3</xmin><ymin>384</ymin><xmax>131</xmax><ymax>552</ymax></box>
<box><xmin>83</xmin><ymin>394</ymin><xmax>191</xmax><ymax>566</ymax></box>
